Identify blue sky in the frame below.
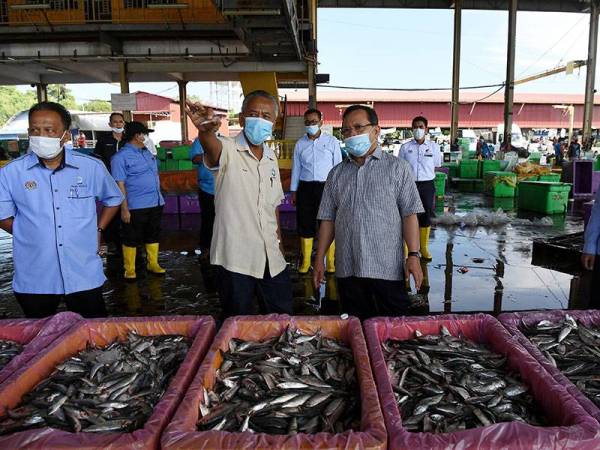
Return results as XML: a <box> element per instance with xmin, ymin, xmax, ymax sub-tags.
<box><xmin>18</xmin><ymin>8</ymin><xmax>595</xmax><ymax>105</ymax></box>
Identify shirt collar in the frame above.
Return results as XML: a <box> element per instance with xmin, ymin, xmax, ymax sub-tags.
<box><xmin>235</xmin><ymin>132</ymin><xmax>275</xmax><ymax>160</ymax></box>
<box><xmin>26</xmin><ymin>149</ymin><xmax>79</xmax><ymax>171</ymax></box>
<box><xmin>347</xmin><ymin>145</ymin><xmax>383</xmax><ymax>165</ymax></box>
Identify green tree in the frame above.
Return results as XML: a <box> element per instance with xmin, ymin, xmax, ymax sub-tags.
<box><xmin>47</xmin><ymin>84</ymin><xmax>79</xmax><ymax>110</ymax></box>
<box><xmin>81</xmin><ymin>99</ymin><xmax>112</xmax><ymax>112</ymax></box>
<box><xmin>0</xmin><ymin>86</ymin><xmax>37</xmax><ymax>127</ymax></box>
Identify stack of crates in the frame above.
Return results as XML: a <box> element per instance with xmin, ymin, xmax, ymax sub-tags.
<box><xmin>538</xmin><ymin>173</ymin><xmax>561</xmax><ymax>182</ymax></box>
<box><xmin>517</xmin><ymin>181</ymin><xmax>572</xmax><ymax>214</ymax></box>
<box><xmin>459</xmin><ymin>160</ymin><xmax>479</xmax><ymax>179</ymax></box>
<box><xmin>434</xmin><ymin>172</ymin><xmax>447</xmax><ymax>199</ymax></box>
<box><xmin>484</xmin><ymin>171</ymin><xmax>516</xmax><ymax>198</ymax></box>
<box><xmin>157</xmin><ymin>145</ymin><xmax>194</xmax><ymax>171</ymax></box>
<box><xmin>479</xmin><ymin>160</ymin><xmax>502</xmax><ymax>178</ymax></box>
<box><xmin>443</xmin><ymin>162</ymin><xmax>459</xmax><ymax>179</ymax></box>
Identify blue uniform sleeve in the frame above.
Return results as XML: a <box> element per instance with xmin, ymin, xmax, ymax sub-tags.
<box><xmin>290</xmin><ymin>140</ymin><xmax>302</xmax><ymax>192</ymax></box>
<box><xmin>189</xmin><ymin>138</ymin><xmax>203</xmax><ymax>159</ymax></box>
<box><xmin>94</xmin><ymin>162</ymin><xmax>123</xmax><ymax>207</ymax></box>
<box><xmin>332</xmin><ymin>138</ymin><xmax>342</xmax><ymax>166</ymax></box>
<box><xmin>584</xmin><ymin>189</ymin><xmax>600</xmax><ymax>255</ymax></box>
<box><xmin>398</xmin><ymin>143</ymin><xmax>407</xmax><ymax>161</ymax></box>
<box><xmin>0</xmin><ymin>168</ymin><xmax>16</xmax><ymax>220</ymax></box>
<box><xmin>110</xmin><ymin>153</ymin><xmax>127</xmax><ymax>183</ymax></box>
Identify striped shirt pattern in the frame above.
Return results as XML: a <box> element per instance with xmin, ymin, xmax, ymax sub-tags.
<box><xmin>318</xmin><ymin>146</ymin><xmax>424</xmax><ymax>281</ymax></box>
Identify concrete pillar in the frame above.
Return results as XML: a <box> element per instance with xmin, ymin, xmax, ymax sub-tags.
<box><xmin>119</xmin><ymin>62</ymin><xmax>132</xmax><ymax>122</ymax></box>
<box><xmin>308</xmin><ymin>0</ymin><xmax>317</xmax><ymax>109</ymax></box>
<box><xmin>36</xmin><ymin>84</ymin><xmax>48</xmax><ymax>103</ymax></box>
<box><xmin>583</xmin><ymin>0</ymin><xmax>599</xmax><ymax>148</ymax></box>
<box><xmin>450</xmin><ymin>0</ymin><xmax>462</xmax><ymax>143</ymax></box>
<box><xmin>503</xmin><ymin>0</ymin><xmax>518</xmax><ymax>149</ymax></box>
<box><xmin>178</xmin><ymin>81</ymin><xmax>188</xmax><ymax>142</ymax></box>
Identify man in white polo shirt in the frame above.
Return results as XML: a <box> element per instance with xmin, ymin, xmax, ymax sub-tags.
<box><xmin>185</xmin><ymin>90</ymin><xmax>292</xmax><ymax>318</ymax></box>
<box><xmin>398</xmin><ymin>116</ymin><xmax>442</xmax><ymax>261</ymax></box>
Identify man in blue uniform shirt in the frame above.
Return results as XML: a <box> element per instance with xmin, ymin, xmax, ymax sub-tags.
<box><xmin>0</xmin><ymin>102</ymin><xmax>123</xmax><ymax>318</ymax></box>
<box><xmin>111</xmin><ymin>122</ymin><xmax>165</xmax><ymax>280</ymax></box>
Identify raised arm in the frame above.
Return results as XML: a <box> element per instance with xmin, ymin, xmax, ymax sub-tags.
<box><xmin>184</xmin><ymin>101</ymin><xmax>223</xmax><ymax>168</ymax></box>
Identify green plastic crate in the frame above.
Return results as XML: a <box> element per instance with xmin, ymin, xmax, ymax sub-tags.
<box><xmin>484</xmin><ymin>171</ymin><xmax>516</xmax><ymax>198</ymax></box>
<box><xmin>177</xmin><ymin>160</ymin><xmax>194</xmax><ymax>171</ymax></box>
<box><xmin>457</xmin><ymin>179</ymin><xmax>484</xmax><ymax>193</ymax></box>
<box><xmin>480</xmin><ymin>160</ymin><xmax>502</xmax><ymax>177</ymax></box>
<box><xmin>538</xmin><ymin>173</ymin><xmax>561</xmax><ymax>182</ymax></box>
<box><xmin>165</xmin><ymin>159</ymin><xmax>179</xmax><ymax>171</ymax></box>
<box><xmin>157</xmin><ymin>147</ymin><xmax>167</xmax><ymax>161</ymax></box>
<box><xmin>159</xmin><ymin>161</ymin><xmax>167</xmax><ymax>171</ymax></box>
<box><xmin>171</xmin><ymin>145</ymin><xmax>191</xmax><ymax>160</ymax></box>
<box><xmin>528</xmin><ymin>152</ymin><xmax>541</xmax><ymax>164</ymax></box>
<box><xmin>493</xmin><ymin>197</ymin><xmax>515</xmax><ymax>211</ymax></box>
<box><xmin>459</xmin><ymin>160</ymin><xmax>479</xmax><ymax>179</ymax></box>
<box><xmin>517</xmin><ymin>181</ymin><xmax>572</xmax><ymax>214</ymax></box>
<box><xmin>443</xmin><ymin>162</ymin><xmax>459</xmax><ymax>179</ymax></box>
<box><xmin>435</xmin><ymin>172</ymin><xmax>447</xmax><ymax>199</ymax></box>
<box><xmin>595</xmin><ymin>155</ymin><xmax>600</xmax><ymax>171</ymax></box>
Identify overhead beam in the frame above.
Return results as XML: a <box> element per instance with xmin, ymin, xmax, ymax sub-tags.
<box><xmin>98</xmin><ymin>31</ymin><xmax>123</xmax><ymax>55</ymax></box>
<box><xmin>47</xmin><ymin>61</ymin><xmax>114</xmax><ymax>83</ymax></box>
<box><xmin>0</xmin><ymin>63</ymin><xmax>40</xmax><ymax>84</ymax></box>
<box><xmin>450</xmin><ymin>0</ymin><xmax>462</xmax><ymax>143</ymax></box>
<box><xmin>503</xmin><ymin>0</ymin><xmax>517</xmax><ymax>149</ymax></box>
<box><xmin>583</xmin><ymin>0</ymin><xmax>599</xmax><ymax>148</ymax></box>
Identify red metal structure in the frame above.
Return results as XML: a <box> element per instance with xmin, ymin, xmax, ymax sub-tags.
<box><xmin>283</xmin><ymin>89</ymin><xmax>600</xmax><ymax>130</ymax></box>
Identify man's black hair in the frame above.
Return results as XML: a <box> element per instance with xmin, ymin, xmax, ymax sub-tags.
<box><xmin>412</xmin><ymin>116</ymin><xmax>428</xmax><ymax>128</ymax></box>
<box><xmin>304</xmin><ymin>108</ymin><xmax>322</xmax><ymax>120</ymax></box>
<box><xmin>342</xmin><ymin>105</ymin><xmax>378</xmax><ymax>125</ymax></box>
<box><xmin>28</xmin><ymin>101</ymin><xmax>72</xmax><ymax>131</ymax></box>
<box><xmin>109</xmin><ymin>112</ymin><xmax>125</xmax><ymax>122</ymax></box>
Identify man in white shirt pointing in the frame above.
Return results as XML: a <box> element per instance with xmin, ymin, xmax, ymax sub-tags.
<box><xmin>398</xmin><ymin>116</ymin><xmax>442</xmax><ymax>261</ymax></box>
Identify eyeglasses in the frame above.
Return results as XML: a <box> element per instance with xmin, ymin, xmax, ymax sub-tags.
<box><xmin>304</xmin><ymin>120</ymin><xmax>320</xmax><ymax>126</ymax></box>
<box><xmin>341</xmin><ymin>123</ymin><xmax>373</xmax><ymax>137</ymax></box>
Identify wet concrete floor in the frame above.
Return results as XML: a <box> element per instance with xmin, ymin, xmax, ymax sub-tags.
<box><xmin>0</xmin><ymin>192</ymin><xmax>590</xmax><ymax>319</ymax></box>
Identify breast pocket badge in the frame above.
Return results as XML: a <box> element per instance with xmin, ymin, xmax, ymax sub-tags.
<box><xmin>24</xmin><ymin>181</ymin><xmax>38</xmax><ymax>190</ymax></box>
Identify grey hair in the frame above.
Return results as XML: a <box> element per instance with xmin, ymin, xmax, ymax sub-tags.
<box><xmin>241</xmin><ymin>90</ymin><xmax>279</xmax><ymax>117</ymax></box>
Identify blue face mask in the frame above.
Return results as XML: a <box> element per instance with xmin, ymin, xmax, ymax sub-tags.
<box><xmin>306</xmin><ymin>125</ymin><xmax>320</xmax><ymax>136</ymax></box>
<box><xmin>344</xmin><ymin>132</ymin><xmax>373</xmax><ymax>157</ymax></box>
<box><xmin>244</xmin><ymin>117</ymin><xmax>273</xmax><ymax>145</ymax></box>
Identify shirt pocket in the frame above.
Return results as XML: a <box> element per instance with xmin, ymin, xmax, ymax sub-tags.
<box><xmin>66</xmin><ymin>186</ymin><xmax>95</xmax><ymax>219</ymax></box>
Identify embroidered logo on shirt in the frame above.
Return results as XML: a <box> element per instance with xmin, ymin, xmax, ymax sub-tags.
<box><xmin>76</xmin><ymin>176</ymin><xmax>83</xmax><ymax>184</ymax></box>
<box><xmin>24</xmin><ymin>181</ymin><xmax>37</xmax><ymax>190</ymax></box>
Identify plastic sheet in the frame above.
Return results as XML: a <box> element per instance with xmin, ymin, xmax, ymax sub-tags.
<box><xmin>499</xmin><ymin>310</ymin><xmax>600</xmax><ymax>424</ymax></box>
<box><xmin>162</xmin><ymin>314</ymin><xmax>387</xmax><ymax>450</ymax></box>
<box><xmin>364</xmin><ymin>314</ymin><xmax>600</xmax><ymax>450</ymax></box>
<box><xmin>0</xmin><ymin>315</ymin><xmax>215</xmax><ymax>450</ymax></box>
<box><xmin>0</xmin><ymin>312</ymin><xmax>82</xmax><ymax>387</ymax></box>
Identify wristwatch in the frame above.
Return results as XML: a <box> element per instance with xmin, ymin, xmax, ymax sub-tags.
<box><xmin>407</xmin><ymin>251</ymin><xmax>421</xmax><ymax>258</ymax></box>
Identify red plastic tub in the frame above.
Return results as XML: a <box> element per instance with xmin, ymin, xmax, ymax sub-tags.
<box><xmin>0</xmin><ymin>315</ymin><xmax>215</xmax><ymax>450</ymax></box>
<box><xmin>499</xmin><ymin>310</ymin><xmax>600</xmax><ymax>424</ymax></box>
<box><xmin>364</xmin><ymin>313</ymin><xmax>600</xmax><ymax>450</ymax></box>
<box><xmin>0</xmin><ymin>312</ymin><xmax>82</xmax><ymax>387</ymax></box>
<box><xmin>162</xmin><ymin>314</ymin><xmax>387</xmax><ymax>450</ymax></box>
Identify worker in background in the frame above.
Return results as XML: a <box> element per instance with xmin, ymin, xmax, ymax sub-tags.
<box><xmin>77</xmin><ymin>131</ymin><xmax>87</xmax><ymax>149</ymax></box>
<box><xmin>398</xmin><ymin>116</ymin><xmax>442</xmax><ymax>261</ymax></box>
<box><xmin>553</xmin><ymin>137</ymin><xmax>562</xmax><ymax>166</ymax></box>
<box><xmin>313</xmin><ymin>105</ymin><xmax>423</xmax><ymax>320</ymax></box>
<box><xmin>290</xmin><ymin>108</ymin><xmax>342</xmax><ymax>274</ymax></box>
<box><xmin>94</xmin><ymin>112</ymin><xmax>126</xmax><ymax>253</ymax></box>
<box><xmin>111</xmin><ymin>122</ymin><xmax>165</xmax><ymax>280</ymax></box>
<box><xmin>185</xmin><ymin>90</ymin><xmax>292</xmax><ymax>318</ymax></box>
<box><xmin>569</xmin><ymin>137</ymin><xmax>581</xmax><ymax>159</ymax></box>
<box><xmin>190</xmin><ymin>137</ymin><xmax>215</xmax><ymax>261</ymax></box>
<box><xmin>0</xmin><ymin>102</ymin><xmax>123</xmax><ymax>318</ymax></box>
<box><xmin>476</xmin><ymin>136</ymin><xmax>484</xmax><ymax>160</ymax></box>
<box><xmin>582</xmin><ymin>188</ymin><xmax>600</xmax><ymax>300</ymax></box>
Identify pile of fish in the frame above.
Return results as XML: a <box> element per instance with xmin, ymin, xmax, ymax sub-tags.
<box><xmin>197</xmin><ymin>327</ymin><xmax>360</xmax><ymax>434</ymax></box>
<box><xmin>0</xmin><ymin>332</ymin><xmax>189</xmax><ymax>435</ymax></box>
<box><xmin>383</xmin><ymin>326</ymin><xmax>544</xmax><ymax>433</ymax></box>
<box><xmin>521</xmin><ymin>315</ymin><xmax>600</xmax><ymax>408</ymax></box>
<box><xmin>0</xmin><ymin>339</ymin><xmax>23</xmax><ymax>371</ymax></box>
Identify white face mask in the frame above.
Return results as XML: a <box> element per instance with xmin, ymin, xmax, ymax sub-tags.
<box><xmin>413</xmin><ymin>128</ymin><xmax>426</xmax><ymax>141</ymax></box>
<box><xmin>29</xmin><ymin>132</ymin><xmax>66</xmax><ymax>160</ymax></box>
<box><xmin>111</xmin><ymin>127</ymin><xmax>124</xmax><ymax>134</ymax></box>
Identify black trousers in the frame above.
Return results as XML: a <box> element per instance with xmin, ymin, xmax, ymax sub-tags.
<box><xmin>217</xmin><ymin>265</ymin><xmax>293</xmax><ymax>318</ymax></box>
<box><xmin>416</xmin><ymin>180</ymin><xmax>435</xmax><ymax>228</ymax></box>
<box><xmin>337</xmin><ymin>276</ymin><xmax>409</xmax><ymax>320</ymax></box>
<box><xmin>198</xmin><ymin>189</ymin><xmax>215</xmax><ymax>251</ymax></box>
<box><xmin>296</xmin><ymin>181</ymin><xmax>326</xmax><ymax>237</ymax></box>
<box><xmin>122</xmin><ymin>206</ymin><xmax>163</xmax><ymax>247</ymax></box>
<box><xmin>103</xmin><ymin>213</ymin><xmax>122</xmax><ymax>248</ymax></box>
<box><xmin>15</xmin><ymin>287</ymin><xmax>106</xmax><ymax>318</ymax></box>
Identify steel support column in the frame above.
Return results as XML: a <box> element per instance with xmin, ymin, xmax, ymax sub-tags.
<box><xmin>178</xmin><ymin>80</ymin><xmax>188</xmax><ymax>142</ymax></box>
<box><xmin>503</xmin><ymin>0</ymin><xmax>518</xmax><ymax>149</ymax></box>
<box><xmin>308</xmin><ymin>0</ymin><xmax>317</xmax><ymax>109</ymax></box>
<box><xmin>583</xmin><ymin>0</ymin><xmax>599</xmax><ymax>148</ymax></box>
<box><xmin>36</xmin><ymin>84</ymin><xmax>48</xmax><ymax>103</ymax></box>
<box><xmin>450</xmin><ymin>0</ymin><xmax>462</xmax><ymax>143</ymax></box>
<box><xmin>119</xmin><ymin>61</ymin><xmax>132</xmax><ymax>122</ymax></box>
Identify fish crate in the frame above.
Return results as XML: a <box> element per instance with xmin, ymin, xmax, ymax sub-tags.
<box><xmin>459</xmin><ymin>160</ymin><xmax>479</xmax><ymax>179</ymax></box>
<box><xmin>595</xmin><ymin>156</ymin><xmax>600</xmax><ymax>171</ymax></box>
<box><xmin>0</xmin><ymin>312</ymin><xmax>82</xmax><ymax>388</ymax></box>
<box><xmin>177</xmin><ymin>160</ymin><xmax>194</xmax><ymax>171</ymax></box>
<box><xmin>434</xmin><ymin>172</ymin><xmax>447</xmax><ymax>199</ymax></box>
<box><xmin>561</xmin><ymin>160</ymin><xmax>593</xmax><ymax>195</ymax></box>
<box><xmin>479</xmin><ymin>160</ymin><xmax>502</xmax><ymax>178</ymax></box>
<box><xmin>179</xmin><ymin>194</ymin><xmax>200</xmax><ymax>214</ymax></box>
<box><xmin>279</xmin><ymin>191</ymin><xmax>296</xmax><ymax>212</ymax></box>
<box><xmin>517</xmin><ymin>182</ymin><xmax>572</xmax><ymax>214</ymax></box>
<box><xmin>499</xmin><ymin>310</ymin><xmax>600</xmax><ymax>424</ymax></box>
<box><xmin>171</xmin><ymin>145</ymin><xmax>191</xmax><ymax>161</ymax></box>
<box><xmin>157</xmin><ymin>147</ymin><xmax>168</xmax><ymax>161</ymax></box>
<box><xmin>484</xmin><ymin>171</ymin><xmax>516</xmax><ymax>198</ymax></box>
<box><xmin>0</xmin><ymin>316</ymin><xmax>215</xmax><ymax>450</ymax></box>
<box><xmin>455</xmin><ymin>178</ymin><xmax>484</xmax><ymax>193</ymax></box>
<box><xmin>443</xmin><ymin>162</ymin><xmax>459</xmax><ymax>179</ymax></box>
<box><xmin>539</xmin><ymin>173</ymin><xmax>561</xmax><ymax>182</ymax></box>
<box><xmin>363</xmin><ymin>314</ymin><xmax>600</xmax><ymax>450</ymax></box>
<box><xmin>166</xmin><ymin>159</ymin><xmax>179</xmax><ymax>171</ymax></box>
<box><xmin>163</xmin><ymin>195</ymin><xmax>179</xmax><ymax>214</ymax></box>
<box><xmin>531</xmin><ymin>232</ymin><xmax>584</xmax><ymax>274</ymax></box>
<box><xmin>161</xmin><ymin>315</ymin><xmax>387</xmax><ymax>450</ymax></box>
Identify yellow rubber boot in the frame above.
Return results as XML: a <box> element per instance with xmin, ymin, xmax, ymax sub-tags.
<box><xmin>326</xmin><ymin>241</ymin><xmax>336</xmax><ymax>273</ymax></box>
<box><xmin>299</xmin><ymin>238</ymin><xmax>313</xmax><ymax>274</ymax></box>
<box><xmin>145</xmin><ymin>243</ymin><xmax>166</xmax><ymax>274</ymax></box>
<box><xmin>420</xmin><ymin>227</ymin><xmax>432</xmax><ymax>261</ymax></box>
<box><xmin>122</xmin><ymin>245</ymin><xmax>137</xmax><ymax>280</ymax></box>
